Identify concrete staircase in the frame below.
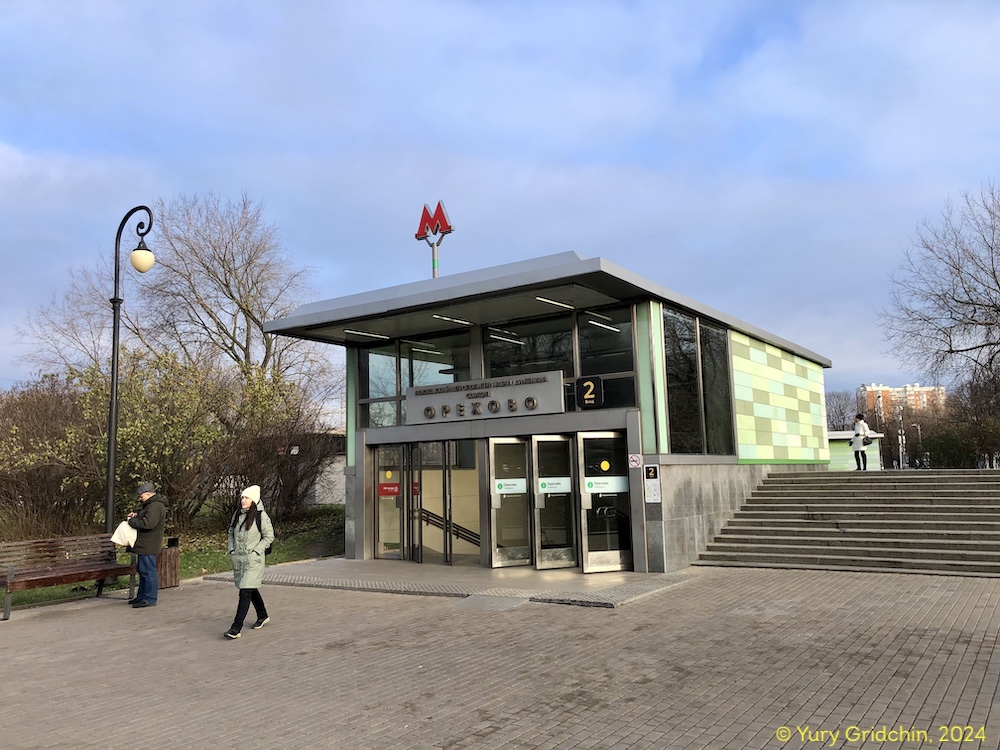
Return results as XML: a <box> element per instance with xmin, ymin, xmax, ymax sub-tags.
<box><xmin>694</xmin><ymin>470</ymin><xmax>1000</xmax><ymax>577</ymax></box>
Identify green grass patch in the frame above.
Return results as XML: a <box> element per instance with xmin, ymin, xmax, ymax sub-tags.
<box><xmin>6</xmin><ymin>505</ymin><xmax>345</xmax><ymax>610</ymax></box>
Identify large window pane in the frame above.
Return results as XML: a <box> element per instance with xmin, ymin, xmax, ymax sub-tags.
<box><xmin>700</xmin><ymin>323</ymin><xmax>735</xmax><ymax>455</ymax></box>
<box><xmin>361</xmin><ymin>401</ymin><xmax>398</xmax><ymax>428</ymax></box>
<box><xmin>360</xmin><ymin>345</ymin><xmax>397</xmax><ymax>399</ymax></box>
<box><xmin>485</xmin><ymin>317</ymin><xmax>574</xmax><ymax>378</ymax></box>
<box><xmin>579</xmin><ymin>307</ymin><xmax>634</xmax><ymax>376</ymax></box>
<box><xmin>402</xmin><ymin>332</ymin><xmax>470</xmax><ymax>388</ymax></box>
<box><xmin>664</xmin><ymin>308</ymin><xmax>704</xmax><ymax>453</ymax></box>
<box><xmin>600</xmin><ymin>376</ymin><xmax>636</xmax><ymax>408</ymax></box>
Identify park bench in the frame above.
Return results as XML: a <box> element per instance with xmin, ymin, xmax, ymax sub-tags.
<box><xmin>1</xmin><ymin>534</ymin><xmax>136</xmax><ymax>620</ymax></box>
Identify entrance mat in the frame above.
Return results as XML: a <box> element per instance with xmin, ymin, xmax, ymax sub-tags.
<box><xmin>203</xmin><ymin>570</ymin><xmax>695</xmax><ymax>608</ymax></box>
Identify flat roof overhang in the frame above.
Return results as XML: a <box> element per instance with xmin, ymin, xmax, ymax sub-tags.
<box><xmin>265</xmin><ymin>251</ymin><xmax>831</xmax><ymax>368</ymax></box>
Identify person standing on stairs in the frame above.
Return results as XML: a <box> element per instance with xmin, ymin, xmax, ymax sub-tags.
<box><xmin>851</xmin><ymin>413</ymin><xmax>872</xmax><ymax>470</ymax></box>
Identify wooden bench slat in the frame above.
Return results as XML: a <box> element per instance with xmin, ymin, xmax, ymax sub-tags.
<box><xmin>0</xmin><ymin>562</ymin><xmax>134</xmax><ymax>581</ymax></box>
<box><xmin>5</xmin><ymin>565</ymin><xmax>136</xmax><ymax>593</ymax></box>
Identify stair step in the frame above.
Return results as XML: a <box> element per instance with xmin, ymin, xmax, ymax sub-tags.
<box><xmin>721</xmin><ymin>526</ymin><xmax>1000</xmax><ymax>540</ymax></box>
<box><xmin>751</xmin><ymin>492</ymin><xmax>1000</xmax><ymax>501</ymax></box>
<box><xmin>713</xmin><ymin>534</ymin><xmax>1000</xmax><ymax>550</ymax></box>
<box><xmin>738</xmin><ymin>506</ymin><xmax>1000</xmax><ymax>523</ymax></box>
<box><xmin>760</xmin><ymin>482</ymin><xmax>1000</xmax><ymax>489</ymax></box>
<box><xmin>708</xmin><ymin>540</ymin><xmax>1000</xmax><ymax>565</ymax></box>
<box><xmin>695</xmin><ymin>550</ymin><xmax>1000</xmax><ymax>573</ymax></box>
<box><xmin>763</xmin><ymin>470</ymin><xmax>1000</xmax><ymax>481</ymax></box>
<box><xmin>690</xmin><ymin>559</ymin><xmax>1000</xmax><ymax>578</ymax></box>
<box><xmin>729</xmin><ymin>518</ymin><xmax>1000</xmax><ymax>531</ymax></box>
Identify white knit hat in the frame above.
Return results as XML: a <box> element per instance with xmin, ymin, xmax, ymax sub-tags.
<box><xmin>241</xmin><ymin>485</ymin><xmax>261</xmax><ymax>503</ymax></box>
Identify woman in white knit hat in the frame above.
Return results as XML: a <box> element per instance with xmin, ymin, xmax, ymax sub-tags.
<box><xmin>224</xmin><ymin>484</ymin><xmax>274</xmax><ymax>639</ymax></box>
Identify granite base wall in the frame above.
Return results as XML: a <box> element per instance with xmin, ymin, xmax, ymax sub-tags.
<box><xmin>654</xmin><ymin>463</ymin><xmax>826</xmax><ymax>572</ymax></box>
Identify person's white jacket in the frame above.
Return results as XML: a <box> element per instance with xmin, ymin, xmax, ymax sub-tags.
<box><xmin>850</xmin><ymin>419</ymin><xmax>871</xmax><ymax>451</ymax></box>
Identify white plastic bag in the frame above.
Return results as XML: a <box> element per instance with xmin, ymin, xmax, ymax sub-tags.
<box><xmin>110</xmin><ymin>520</ymin><xmax>137</xmax><ymax>548</ymax></box>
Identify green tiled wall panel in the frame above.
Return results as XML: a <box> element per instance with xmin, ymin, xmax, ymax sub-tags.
<box><xmin>731</xmin><ymin>331</ymin><xmax>829</xmax><ymax>464</ymax></box>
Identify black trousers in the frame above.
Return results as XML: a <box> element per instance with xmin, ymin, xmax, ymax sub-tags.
<box><xmin>232</xmin><ymin>588</ymin><xmax>267</xmax><ymax>632</ymax></box>
<box><xmin>854</xmin><ymin>450</ymin><xmax>867</xmax><ymax>470</ymax></box>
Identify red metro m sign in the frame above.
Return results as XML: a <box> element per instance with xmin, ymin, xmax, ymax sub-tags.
<box><xmin>415</xmin><ymin>201</ymin><xmax>453</xmax><ymax>279</ymax></box>
<box><xmin>415</xmin><ymin>201</ymin><xmax>454</xmax><ymax>241</ymax></box>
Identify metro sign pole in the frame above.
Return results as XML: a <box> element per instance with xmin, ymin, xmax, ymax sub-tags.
<box><xmin>415</xmin><ymin>201</ymin><xmax>454</xmax><ymax>279</ymax></box>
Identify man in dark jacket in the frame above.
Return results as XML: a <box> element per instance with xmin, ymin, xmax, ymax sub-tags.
<box><xmin>127</xmin><ymin>481</ymin><xmax>167</xmax><ymax>608</ymax></box>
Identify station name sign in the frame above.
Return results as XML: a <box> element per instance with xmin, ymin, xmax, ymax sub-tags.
<box><xmin>405</xmin><ymin>370</ymin><xmax>565</xmax><ymax>424</ymax></box>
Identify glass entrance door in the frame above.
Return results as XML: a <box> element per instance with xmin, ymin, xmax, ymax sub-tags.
<box><xmin>376</xmin><ymin>441</ymin><xmax>482</xmax><ymax>565</ymax></box>
<box><xmin>375</xmin><ymin>445</ymin><xmax>404</xmax><ymax>559</ymax></box>
<box><xmin>489</xmin><ymin>439</ymin><xmax>532</xmax><ymax>566</ymax></box>
<box><xmin>412</xmin><ymin>442</ymin><xmax>446</xmax><ymax>564</ymax></box>
<box><xmin>532</xmin><ymin>436</ymin><xmax>577</xmax><ymax>569</ymax></box>
<box><xmin>579</xmin><ymin>433</ymin><xmax>633</xmax><ymax>572</ymax></box>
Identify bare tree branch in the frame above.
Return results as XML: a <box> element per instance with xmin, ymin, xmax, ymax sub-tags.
<box><xmin>882</xmin><ymin>182</ymin><xmax>1000</xmax><ymax>380</ymax></box>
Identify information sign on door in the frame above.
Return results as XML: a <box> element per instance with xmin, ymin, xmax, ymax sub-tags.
<box><xmin>584</xmin><ymin>476</ymin><xmax>629</xmax><ymax>493</ymax></box>
<box><xmin>538</xmin><ymin>477</ymin><xmax>572</xmax><ymax>493</ymax></box>
<box><xmin>495</xmin><ymin>478</ymin><xmax>527</xmax><ymax>494</ymax></box>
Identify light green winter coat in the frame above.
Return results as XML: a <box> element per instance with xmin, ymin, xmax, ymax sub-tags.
<box><xmin>227</xmin><ymin>499</ymin><xmax>274</xmax><ymax>589</ymax></box>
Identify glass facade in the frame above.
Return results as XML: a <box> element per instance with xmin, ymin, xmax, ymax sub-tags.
<box><xmin>484</xmin><ymin>317</ymin><xmax>574</xmax><ymax>378</ymax></box>
<box><xmin>578</xmin><ymin>307</ymin><xmax>635</xmax><ymax>409</ymax></box>
<box><xmin>663</xmin><ymin>307</ymin><xmax>736</xmax><ymax>455</ymax></box>
<box><xmin>403</xmin><ymin>335</ymin><xmax>471</xmax><ymax>388</ymax></box>
<box><xmin>357</xmin><ymin>333</ymin><xmax>470</xmax><ymax>428</ymax></box>
<box><xmin>700</xmin><ymin>322</ymin><xmax>735</xmax><ymax>454</ymax></box>
<box><xmin>578</xmin><ymin>308</ymin><xmax>633</xmax><ymax>376</ymax></box>
<box><xmin>357</xmin><ymin>307</ymin><xmax>637</xmax><ymax>427</ymax></box>
<box><xmin>663</xmin><ymin>308</ymin><xmax>703</xmax><ymax>453</ymax></box>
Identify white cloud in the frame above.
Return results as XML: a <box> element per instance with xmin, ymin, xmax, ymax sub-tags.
<box><xmin>1</xmin><ymin>0</ymin><xmax>998</xmax><ymax>390</ymax></box>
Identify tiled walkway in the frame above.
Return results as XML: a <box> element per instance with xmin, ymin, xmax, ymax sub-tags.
<box><xmin>206</xmin><ymin>557</ymin><xmax>694</xmax><ymax>607</ymax></box>
<box><xmin>2</xmin><ymin>561</ymin><xmax>999</xmax><ymax>749</ymax></box>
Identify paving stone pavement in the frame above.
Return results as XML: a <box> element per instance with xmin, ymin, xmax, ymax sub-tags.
<box><xmin>2</xmin><ymin>565</ymin><xmax>999</xmax><ymax>749</ymax></box>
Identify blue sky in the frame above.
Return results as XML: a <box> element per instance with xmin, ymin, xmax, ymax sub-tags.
<box><xmin>2</xmin><ymin>0</ymin><xmax>999</xmax><ymax>392</ymax></box>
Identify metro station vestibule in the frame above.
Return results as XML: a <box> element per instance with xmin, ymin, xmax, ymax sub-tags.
<box><xmin>265</xmin><ymin>252</ymin><xmax>832</xmax><ymax>574</ymax></box>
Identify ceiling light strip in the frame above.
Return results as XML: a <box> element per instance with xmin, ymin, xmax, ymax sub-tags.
<box><xmin>432</xmin><ymin>313</ymin><xmax>474</xmax><ymax>326</ymax></box>
<box><xmin>343</xmin><ymin>328</ymin><xmax>390</xmax><ymax>340</ymax></box>
<box><xmin>489</xmin><ymin>334</ymin><xmax>525</xmax><ymax>346</ymax></box>
<box><xmin>587</xmin><ymin>320</ymin><xmax>621</xmax><ymax>332</ymax></box>
<box><xmin>535</xmin><ymin>296</ymin><xmax>574</xmax><ymax>310</ymax></box>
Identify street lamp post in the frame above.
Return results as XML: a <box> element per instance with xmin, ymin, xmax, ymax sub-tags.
<box><xmin>105</xmin><ymin>206</ymin><xmax>156</xmax><ymax>533</ymax></box>
<box><xmin>911</xmin><ymin>423</ymin><xmax>923</xmax><ymax>467</ymax></box>
<box><xmin>897</xmin><ymin>406</ymin><xmax>906</xmax><ymax>470</ymax></box>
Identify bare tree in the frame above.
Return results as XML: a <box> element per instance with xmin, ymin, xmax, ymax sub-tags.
<box><xmin>131</xmin><ymin>193</ymin><xmax>341</xmax><ymax>404</ymax></box>
<box><xmin>825</xmin><ymin>389</ymin><xmax>856</xmax><ymax>430</ymax></box>
<box><xmin>18</xmin><ymin>263</ymin><xmax>129</xmax><ymax>375</ymax></box>
<box><xmin>19</xmin><ymin>193</ymin><xmax>342</xmax><ymax>406</ymax></box>
<box><xmin>883</xmin><ymin>183</ymin><xmax>1000</xmax><ymax>381</ymax></box>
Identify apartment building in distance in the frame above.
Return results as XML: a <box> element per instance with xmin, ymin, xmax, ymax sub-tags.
<box><xmin>858</xmin><ymin>382</ymin><xmax>947</xmax><ymax>420</ymax></box>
